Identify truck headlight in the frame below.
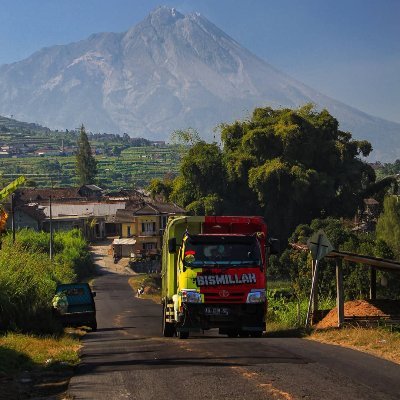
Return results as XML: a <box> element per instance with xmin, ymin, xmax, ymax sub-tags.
<box><xmin>181</xmin><ymin>289</ymin><xmax>202</xmax><ymax>303</ymax></box>
<box><xmin>246</xmin><ymin>289</ymin><xmax>266</xmax><ymax>303</ymax></box>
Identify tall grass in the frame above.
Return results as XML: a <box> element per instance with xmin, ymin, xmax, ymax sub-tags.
<box><xmin>0</xmin><ymin>229</ymin><xmax>94</xmax><ymax>332</ymax></box>
<box><xmin>267</xmin><ymin>290</ymin><xmax>335</xmax><ymax>330</ymax></box>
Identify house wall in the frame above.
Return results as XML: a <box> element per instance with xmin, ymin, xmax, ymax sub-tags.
<box><xmin>122</xmin><ymin>215</ymin><xmax>163</xmax><ymax>254</ymax></box>
<box><xmin>6</xmin><ymin>211</ymin><xmax>40</xmax><ymax>231</ymax></box>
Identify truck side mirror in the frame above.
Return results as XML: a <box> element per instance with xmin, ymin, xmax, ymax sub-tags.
<box><xmin>268</xmin><ymin>238</ymin><xmax>280</xmax><ymax>255</ymax></box>
<box><xmin>168</xmin><ymin>238</ymin><xmax>177</xmax><ymax>253</ymax></box>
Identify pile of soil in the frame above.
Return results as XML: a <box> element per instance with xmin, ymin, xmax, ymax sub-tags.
<box><xmin>316</xmin><ymin>299</ymin><xmax>400</xmax><ymax>329</ymax></box>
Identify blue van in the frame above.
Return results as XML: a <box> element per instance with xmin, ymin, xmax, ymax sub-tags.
<box><xmin>53</xmin><ymin>283</ymin><xmax>97</xmax><ymax>331</ymax></box>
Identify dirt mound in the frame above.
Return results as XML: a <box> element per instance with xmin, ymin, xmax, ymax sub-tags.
<box><xmin>316</xmin><ymin>300</ymin><xmax>400</xmax><ymax>329</ymax></box>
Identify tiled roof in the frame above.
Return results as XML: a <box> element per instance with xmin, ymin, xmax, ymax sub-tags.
<box><xmin>15</xmin><ymin>188</ymin><xmax>82</xmax><ymax>203</ymax></box>
<box><xmin>115</xmin><ymin>200</ymin><xmax>185</xmax><ymax>221</ymax></box>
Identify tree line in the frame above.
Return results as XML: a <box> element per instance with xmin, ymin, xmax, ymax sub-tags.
<box><xmin>149</xmin><ymin>104</ymin><xmax>395</xmax><ymax>243</ymax></box>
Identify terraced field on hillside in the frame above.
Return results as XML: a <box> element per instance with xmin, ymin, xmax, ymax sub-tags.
<box><xmin>0</xmin><ymin>146</ymin><xmax>181</xmax><ymax>189</ymax></box>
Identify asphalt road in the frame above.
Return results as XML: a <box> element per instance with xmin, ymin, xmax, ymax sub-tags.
<box><xmin>68</xmin><ymin>270</ymin><xmax>400</xmax><ymax>400</ymax></box>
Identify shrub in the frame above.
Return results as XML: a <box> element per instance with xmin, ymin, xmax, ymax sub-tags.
<box><xmin>0</xmin><ymin>229</ymin><xmax>93</xmax><ymax>332</ymax></box>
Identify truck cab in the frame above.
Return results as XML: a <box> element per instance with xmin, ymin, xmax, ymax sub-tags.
<box><xmin>162</xmin><ymin>216</ymin><xmax>275</xmax><ymax>339</ymax></box>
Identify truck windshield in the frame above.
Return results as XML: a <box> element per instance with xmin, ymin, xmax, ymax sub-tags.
<box><xmin>183</xmin><ymin>236</ymin><xmax>261</xmax><ymax>267</ymax></box>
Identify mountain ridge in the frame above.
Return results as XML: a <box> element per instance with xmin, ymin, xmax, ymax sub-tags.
<box><xmin>0</xmin><ymin>6</ymin><xmax>398</xmax><ymax>161</ymax></box>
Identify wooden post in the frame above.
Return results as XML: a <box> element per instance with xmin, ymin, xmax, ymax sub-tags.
<box><xmin>306</xmin><ymin>259</ymin><xmax>319</xmax><ymax>328</ymax></box>
<box><xmin>370</xmin><ymin>266</ymin><xmax>376</xmax><ymax>300</ymax></box>
<box><xmin>336</xmin><ymin>258</ymin><xmax>344</xmax><ymax>327</ymax></box>
<box><xmin>312</xmin><ymin>259</ymin><xmax>319</xmax><ymax>324</ymax></box>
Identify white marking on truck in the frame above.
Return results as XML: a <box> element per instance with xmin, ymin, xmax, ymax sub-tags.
<box><xmin>196</xmin><ymin>273</ymin><xmax>257</xmax><ymax>286</ymax></box>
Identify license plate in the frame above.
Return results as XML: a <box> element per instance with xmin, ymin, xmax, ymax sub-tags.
<box><xmin>204</xmin><ymin>307</ymin><xmax>229</xmax><ymax>316</ymax></box>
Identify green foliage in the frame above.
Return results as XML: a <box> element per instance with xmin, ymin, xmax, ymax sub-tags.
<box><xmin>267</xmin><ymin>291</ymin><xmax>335</xmax><ymax>329</ymax></box>
<box><xmin>376</xmin><ymin>196</ymin><xmax>400</xmax><ymax>258</ymax></box>
<box><xmin>170</xmin><ymin>142</ymin><xmax>226</xmax><ymax>215</ymax></box>
<box><xmin>185</xmin><ymin>194</ymin><xmax>224</xmax><ymax>216</ymax></box>
<box><xmin>375</xmin><ymin>159</ymin><xmax>400</xmax><ymax>182</ymax></box>
<box><xmin>147</xmin><ymin>178</ymin><xmax>174</xmax><ymax>202</ymax></box>
<box><xmin>0</xmin><ymin>146</ymin><xmax>182</xmax><ymax>189</ymax></box>
<box><xmin>170</xmin><ymin>105</ymin><xmax>390</xmax><ymax>244</ymax></box>
<box><xmin>170</xmin><ymin>128</ymin><xmax>201</xmax><ymax>147</ymax></box>
<box><xmin>75</xmin><ymin>124</ymin><xmax>97</xmax><ymax>185</ymax></box>
<box><xmin>0</xmin><ymin>229</ymin><xmax>94</xmax><ymax>332</ymax></box>
<box><xmin>278</xmin><ymin>217</ymin><xmax>400</xmax><ymax>301</ymax></box>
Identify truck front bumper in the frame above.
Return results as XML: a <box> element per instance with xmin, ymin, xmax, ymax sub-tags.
<box><xmin>177</xmin><ymin>303</ymin><xmax>266</xmax><ymax>332</ymax></box>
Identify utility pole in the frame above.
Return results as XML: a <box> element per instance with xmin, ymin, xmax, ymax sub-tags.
<box><xmin>11</xmin><ymin>193</ymin><xmax>15</xmax><ymax>243</ymax></box>
<box><xmin>49</xmin><ymin>195</ymin><xmax>53</xmax><ymax>260</ymax></box>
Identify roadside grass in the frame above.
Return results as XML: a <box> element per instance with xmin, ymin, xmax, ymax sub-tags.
<box><xmin>128</xmin><ymin>274</ymin><xmax>161</xmax><ymax>304</ymax></box>
<box><xmin>308</xmin><ymin>325</ymin><xmax>400</xmax><ymax>365</ymax></box>
<box><xmin>0</xmin><ymin>330</ymin><xmax>83</xmax><ymax>399</ymax></box>
<box><xmin>0</xmin><ymin>331</ymin><xmax>81</xmax><ymax>375</ymax></box>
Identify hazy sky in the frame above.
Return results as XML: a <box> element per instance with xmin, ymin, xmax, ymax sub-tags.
<box><xmin>1</xmin><ymin>0</ymin><xmax>399</xmax><ymax>123</ymax></box>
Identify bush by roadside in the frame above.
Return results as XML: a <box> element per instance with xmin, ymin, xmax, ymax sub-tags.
<box><xmin>0</xmin><ymin>229</ymin><xmax>94</xmax><ymax>332</ymax></box>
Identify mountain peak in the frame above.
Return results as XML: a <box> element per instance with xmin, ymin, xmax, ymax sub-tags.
<box><xmin>148</xmin><ymin>6</ymin><xmax>184</xmax><ymax>24</ymax></box>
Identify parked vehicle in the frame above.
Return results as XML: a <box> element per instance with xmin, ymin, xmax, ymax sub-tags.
<box><xmin>53</xmin><ymin>283</ymin><xmax>97</xmax><ymax>331</ymax></box>
<box><xmin>161</xmin><ymin>216</ymin><xmax>279</xmax><ymax>339</ymax></box>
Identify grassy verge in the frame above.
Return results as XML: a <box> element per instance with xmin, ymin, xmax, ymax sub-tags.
<box><xmin>128</xmin><ymin>274</ymin><xmax>161</xmax><ymax>304</ymax></box>
<box><xmin>267</xmin><ymin>295</ymin><xmax>400</xmax><ymax>364</ymax></box>
<box><xmin>308</xmin><ymin>325</ymin><xmax>400</xmax><ymax>364</ymax></box>
<box><xmin>0</xmin><ymin>330</ymin><xmax>83</xmax><ymax>399</ymax></box>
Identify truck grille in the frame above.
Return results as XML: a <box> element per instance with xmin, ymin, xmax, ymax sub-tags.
<box><xmin>204</xmin><ymin>292</ymin><xmax>245</xmax><ymax>303</ymax></box>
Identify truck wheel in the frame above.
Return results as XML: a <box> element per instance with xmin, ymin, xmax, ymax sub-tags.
<box><xmin>238</xmin><ymin>330</ymin><xmax>250</xmax><ymax>338</ymax></box>
<box><xmin>227</xmin><ymin>329</ymin><xmax>238</xmax><ymax>338</ymax></box>
<box><xmin>162</xmin><ymin>304</ymin><xmax>175</xmax><ymax>337</ymax></box>
<box><xmin>250</xmin><ymin>331</ymin><xmax>263</xmax><ymax>338</ymax></box>
<box><xmin>178</xmin><ymin>330</ymin><xmax>189</xmax><ymax>339</ymax></box>
<box><xmin>90</xmin><ymin>320</ymin><xmax>97</xmax><ymax>332</ymax></box>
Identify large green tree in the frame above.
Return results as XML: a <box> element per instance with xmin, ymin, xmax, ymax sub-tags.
<box><xmin>75</xmin><ymin>124</ymin><xmax>97</xmax><ymax>185</ymax></box>
<box><xmin>170</xmin><ymin>141</ymin><xmax>226</xmax><ymax>215</ymax></box>
<box><xmin>219</xmin><ymin>105</ymin><xmax>377</xmax><ymax>242</ymax></box>
<box><xmin>165</xmin><ymin>105</ymin><xmax>394</xmax><ymax>244</ymax></box>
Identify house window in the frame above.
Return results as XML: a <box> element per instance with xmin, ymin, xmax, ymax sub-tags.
<box><xmin>161</xmin><ymin>215</ymin><xmax>168</xmax><ymax>229</ymax></box>
<box><xmin>142</xmin><ymin>222</ymin><xmax>156</xmax><ymax>234</ymax></box>
<box><xmin>127</xmin><ymin>226</ymin><xmax>131</xmax><ymax>237</ymax></box>
<box><xmin>142</xmin><ymin>242</ymin><xmax>156</xmax><ymax>250</ymax></box>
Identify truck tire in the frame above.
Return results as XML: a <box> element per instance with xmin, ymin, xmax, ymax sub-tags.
<box><xmin>226</xmin><ymin>329</ymin><xmax>238</xmax><ymax>338</ymax></box>
<box><xmin>90</xmin><ymin>320</ymin><xmax>97</xmax><ymax>332</ymax></box>
<box><xmin>178</xmin><ymin>330</ymin><xmax>189</xmax><ymax>339</ymax></box>
<box><xmin>250</xmin><ymin>331</ymin><xmax>263</xmax><ymax>338</ymax></box>
<box><xmin>162</xmin><ymin>304</ymin><xmax>175</xmax><ymax>337</ymax></box>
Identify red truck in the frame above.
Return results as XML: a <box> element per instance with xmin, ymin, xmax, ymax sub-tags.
<box><xmin>161</xmin><ymin>216</ymin><xmax>279</xmax><ymax>338</ymax></box>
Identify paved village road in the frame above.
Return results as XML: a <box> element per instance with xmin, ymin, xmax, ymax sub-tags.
<box><xmin>68</xmin><ymin>249</ymin><xmax>400</xmax><ymax>400</ymax></box>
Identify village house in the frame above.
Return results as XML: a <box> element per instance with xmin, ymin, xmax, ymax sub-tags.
<box><xmin>114</xmin><ymin>200</ymin><xmax>186</xmax><ymax>258</ymax></box>
<box><xmin>5</xmin><ymin>203</ymin><xmax>46</xmax><ymax>231</ymax></box>
<box><xmin>11</xmin><ymin>186</ymin><xmax>186</xmax><ymax>246</ymax></box>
